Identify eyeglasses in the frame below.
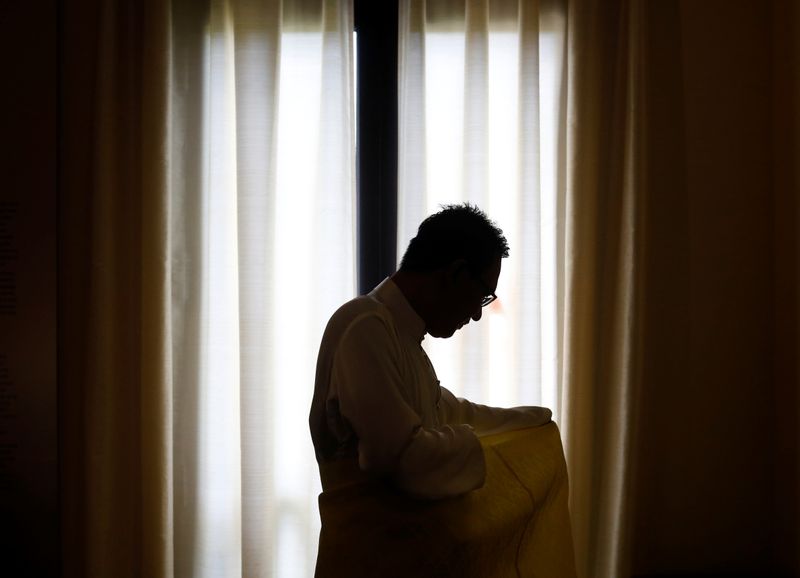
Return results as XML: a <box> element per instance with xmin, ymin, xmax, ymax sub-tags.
<box><xmin>471</xmin><ymin>272</ymin><xmax>498</xmax><ymax>307</ymax></box>
<box><xmin>480</xmin><ymin>293</ymin><xmax>497</xmax><ymax>308</ymax></box>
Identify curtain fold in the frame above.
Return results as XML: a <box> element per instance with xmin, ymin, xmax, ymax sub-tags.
<box><xmin>229</xmin><ymin>1</ymin><xmax>282</xmax><ymax>575</ymax></box>
<box><xmin>62</xmin><ymin>1</ymin><xmax>355</xmax><ymax>576</ymax></box>
<box><xmin>560</xmin><ymin>0</ymin><xmax>647</xmax><ymax>576</ymax></box>
<box><xmin>61</xmin><ymin>0</ymin><xmax>174</xmax><ymax>576</ymax></box>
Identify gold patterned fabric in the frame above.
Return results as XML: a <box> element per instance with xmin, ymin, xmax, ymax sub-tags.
<box><xmin>315</xmin><ymin>423</ymin><xmax>576</xmax><ymax>577</ymax></box>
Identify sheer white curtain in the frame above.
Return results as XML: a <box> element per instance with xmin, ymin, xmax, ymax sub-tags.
<box><xmin>170</xmin><ymin>0</ymin><xmax>354</xmax><ymax>575</ymax></box>
<box><xmin>398</xmin><ymin>0</ymin><xmax>566</xmax><ymax>419</ymax></box>
<box><xmin>398</xmin><ymin>2</ymin><xmax>656</xmax><ymax>577</ymax></box>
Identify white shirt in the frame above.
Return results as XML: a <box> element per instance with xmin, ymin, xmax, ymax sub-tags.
<box><xmin>310</xmin><ymin>278</ymin><xmax>552</xmax><ymax>499</ymax></box>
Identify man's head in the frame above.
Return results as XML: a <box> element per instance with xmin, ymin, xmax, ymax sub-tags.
<box><xmin>396</xmin><ymin>203</ymin><xmax>509</xmax><ymax>338</ymax></box>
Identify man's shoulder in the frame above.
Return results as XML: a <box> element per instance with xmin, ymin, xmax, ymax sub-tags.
<box><xmin>324</xmin><ymin>294</ymin><xmax>394</xmax><ymax>341</ymax></box>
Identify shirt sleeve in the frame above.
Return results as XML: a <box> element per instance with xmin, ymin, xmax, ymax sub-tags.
<box><xmin>437</xmin><ymin>385</ymin><xmax>553</xmax><ymax>437</ymax></box>
<box><xmin>332</xmin><ymin>313</ymin><xmax>485</xmax><ymax>498</ymax></box>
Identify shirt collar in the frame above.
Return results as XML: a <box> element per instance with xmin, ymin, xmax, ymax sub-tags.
<box><xmin>370</xmin><ymin>277</ymin><xmax>427</xmax><ymax>343</ymax></box>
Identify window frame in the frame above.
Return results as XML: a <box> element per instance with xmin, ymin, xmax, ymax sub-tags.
<box><xmin>354</xmin><ymin>0</ymin><xmax>399</xmax><ymax>294</ymax></box>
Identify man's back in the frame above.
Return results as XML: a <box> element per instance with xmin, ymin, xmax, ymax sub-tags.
<box><xmin>309</xmin><ymin>278</ymin><xmax>488</xmax><ymax>498</ymax></box>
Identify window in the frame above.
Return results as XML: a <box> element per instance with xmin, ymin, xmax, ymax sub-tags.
<box><xmin>192</xmin><ymin>1</ymin><xmax>564</xmax><ymax>575</ymax></box>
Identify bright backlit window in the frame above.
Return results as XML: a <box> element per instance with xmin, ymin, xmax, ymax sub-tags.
<box><xmin>403</xmin><ymin>27</ymin><xmax>564</xmax><ymax>420</ymax></box>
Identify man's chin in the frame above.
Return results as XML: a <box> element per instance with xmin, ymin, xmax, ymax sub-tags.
<box><xmin>429</xmin><ymin>326</ymin><xmax>458</xmax><ymax>339</ymax></box>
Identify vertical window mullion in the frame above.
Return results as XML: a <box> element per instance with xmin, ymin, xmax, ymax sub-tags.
<box><xmin>354</xmin><ymin>0</ymin><xmax>399</xmax><ymax>294</ymax></box>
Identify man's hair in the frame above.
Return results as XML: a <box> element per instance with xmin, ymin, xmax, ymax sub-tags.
<box><xmin>399</xmin><ymin>203</ymin><xmax>509</xmax><ymax>274</ymax></box>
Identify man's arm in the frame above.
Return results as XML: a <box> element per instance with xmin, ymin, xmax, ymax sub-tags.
<box><xmin>332</xmin><ymin>314</ymin><xmax>485</xmax><ymax>499</ymax></box>
<box><xmin>437</xmin><ymin>386</ymin><xmax>552</xmax><ymax>437</ymax></box>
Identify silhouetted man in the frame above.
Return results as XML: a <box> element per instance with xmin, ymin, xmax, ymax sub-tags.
<box><xmin>310</xmin><ymin>203</ymin><xmax>551</xmax><ymax>499</ymax></box>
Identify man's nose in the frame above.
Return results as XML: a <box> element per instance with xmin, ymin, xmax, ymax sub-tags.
<box><xmin>471</xmin><ymin>306</ymin><xmax>482</xmax><ymax>322</ymax></box>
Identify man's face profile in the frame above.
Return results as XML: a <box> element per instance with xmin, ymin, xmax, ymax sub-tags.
<box><xmin>427</xmin><ymin>256</ymin><xmax>501</xmax><ymax>339</ymax></box>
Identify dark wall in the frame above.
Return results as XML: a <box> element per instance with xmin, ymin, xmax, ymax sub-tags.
<box><xmin>632</xmin><ymin>1</ymin><xmax>798</xmax><ymax>575</ymax></box>
<box><xmin>0</xmin><ymin>1</ymin><xmax>59</xmax><ymax>576</ymax></box>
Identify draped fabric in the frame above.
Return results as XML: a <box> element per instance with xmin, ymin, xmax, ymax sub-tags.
<box><xmin>171</xmin><ymin>1</ymin><xmax>355</xmax><ymax>575</ymax></box>
<box><xmin>316</xmin><ymin>424</ymin><xmax>575</xmax><ymax>577</ymax></box>
<box><xmin>560</xmin><ymin>2</ymin><xmax>648</xmax><ymax>576</ymax></box>
<box><xmin>60</xmin><ymin>0</ymin><xmax>173</xmax><ymax>574</ymax></box>
<box><xmin>61</xmin><ymin>0</ymin><xmax>355</xmax><ymax>576</ymax></box>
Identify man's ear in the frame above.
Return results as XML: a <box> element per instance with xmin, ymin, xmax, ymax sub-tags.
<box><xmin>445</xmin><ymin>259</ymin><xmax>469</xmax><ymax>286</ymax></box>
